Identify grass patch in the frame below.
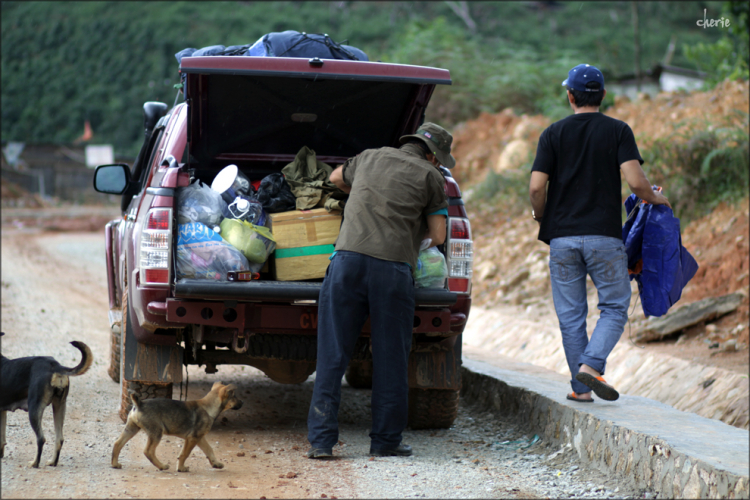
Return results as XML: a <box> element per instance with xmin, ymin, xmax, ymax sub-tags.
<box><xmin>641</xmin><ymin>114</ymin><xmax>749</xmax><ymax>224</ymax></box>
<box><xmin>464</xmin><ymin>167</ymin><xmax>531</xmax><ymax>218</ymax></box>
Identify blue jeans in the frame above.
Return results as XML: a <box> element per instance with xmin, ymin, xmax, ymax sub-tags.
<box><xmin>549</xmin><ymin>236</ymin><xmax>631</xmax><ymax>395</ymax></box>
<box><xmin>307</xmin><ymin>251</ymin><xmax>415</xmax><ymax>451</ymax></box>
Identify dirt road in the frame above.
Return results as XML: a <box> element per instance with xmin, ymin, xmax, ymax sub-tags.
<box><xmin>3</xmin><ymin>226</ymin><xmax>645</xmax><ymax>499</ymax></box>
<box><xmin>0</xmin><ymin>226</ymin><xmax>382</xmax><ymax>498</ymax></box>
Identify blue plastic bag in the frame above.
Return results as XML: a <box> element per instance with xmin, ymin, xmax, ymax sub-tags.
<box><xmin>176</xmin><ymin>222</ymin><xmax>250</xmax><ymax>280</ymax></box>
<box><xmin>622</xmin><ymin>193</ymin><xmax>699</xmax><ymax>317</ymax></box>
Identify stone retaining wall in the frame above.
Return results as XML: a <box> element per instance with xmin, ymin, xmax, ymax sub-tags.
<box><xmin>464</xmin><ymin>305</ymin><xmax>749</xmax><ymax>429</ymax></box>
<box><xmin>461</xmin><ymin>358</ymin><xmax>750</xmax><ymax>499</ymax></box>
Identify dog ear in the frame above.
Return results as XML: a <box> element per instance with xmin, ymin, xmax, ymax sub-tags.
<box><xmin>225</xmin><ymin>384</ymin><xmax>237</xmax><ymax>395</ymax></box>
<box><xmin>212</xmin><ymin>381</ymin><xmax>224</xmax><ymax>390</ymax></box>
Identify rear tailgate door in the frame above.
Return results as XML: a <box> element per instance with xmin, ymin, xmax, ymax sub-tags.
<box><xmin>180</xmin><ymin>56</ymin><xmax>452</xmax><ymax>163</ymax></box>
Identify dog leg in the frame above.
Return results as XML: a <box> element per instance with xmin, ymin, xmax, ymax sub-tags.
<box><xmin>27</xmin><ymin>405</ymin><xmax>47</xmax><ymax>468</ymax></box>
<box><xmin>143</xmin><ymin>434</ymin><xmax>169</xmax><ymax>471</ymax></box>
<box><xmin>197</xmin><ymin>436</ymin><xmax>224</xmax><ymax>469</ymax></box>
<box><xmin>111</xmin><ymin>421</ymin><xmax>140</xmax><ymax>469</ymax></box>
<box><xmin>48</xmin><ymin>388</ymin><xmax>68</xmax><ymax>466</ymax></box>
<box><xmin>1</xmin><ymin>411</ymin><xmax>6</xmax><ymax>458</ymax></box>
<box><xmin>177</xmin><ymin>437</ymin><xmax>200</xmax><ymax>472</ymax></box>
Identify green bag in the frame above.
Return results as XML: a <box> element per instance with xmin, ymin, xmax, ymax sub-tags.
<box><xmin>414</xmin><ymin>247</ymin><xmax>448</xmax><ymax>288</ymax></box>
<box><xmin>220</xmin><ymin>218</ymin><xmax>276</xmax><ymax>264</ymax></box>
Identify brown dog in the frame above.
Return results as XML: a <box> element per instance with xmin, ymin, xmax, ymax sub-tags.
<box><xmin>111</xmin><ymin>381</ymin><xmax>243</xmax><ymax>472</ymax></box>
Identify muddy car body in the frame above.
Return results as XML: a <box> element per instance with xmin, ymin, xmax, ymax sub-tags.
<box><xmin>94</xmin><ymin>55</ymin><xmax>473</xmax><ymax>428</ymax></box>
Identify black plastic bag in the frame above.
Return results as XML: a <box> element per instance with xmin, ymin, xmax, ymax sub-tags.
<box><xmin>255</xmin><ymin>173</ymin><xmax>296</xmax><ymax>213</ymax></box>
<box><xmin>254</xmin><ymin>31</ymin><xmax>368</xmax><ymax>61</ymax></box>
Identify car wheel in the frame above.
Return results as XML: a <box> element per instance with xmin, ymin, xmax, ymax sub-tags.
<box><xmin>107</xmin><ymin>313</ymin><xmax>122</xmax><ymax>383</ymax></box>
<box><xmin>345</xmin><ymin>360</ymin><xmax>373</xmax><ymax>389</ymax></box>
<box><xmin>118</xmin><ymin>285</ymin><xmax>172</xmax><ymax>422</ymax></box>
<box><xmin>408</xmin><ymin>388</ymin><xmax>459</xmax><ymax>429</ymax></box>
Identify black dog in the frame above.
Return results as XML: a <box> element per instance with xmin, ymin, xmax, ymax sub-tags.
<box><xmin>0</xmin><ymin>333</ymin><xmax>93</xmax><ymax>467</ymax></box>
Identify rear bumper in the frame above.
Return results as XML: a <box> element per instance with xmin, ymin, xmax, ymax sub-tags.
<box><xmin>173</xmin><ymin>279</ymin><xmax>457</xmax><ymax>306</ymax></box>
<box><xmin>133</xmin><ymin>279</ymin><xmax>468</xmax><ymax>344</ymax></box>
<box><xmin>163</xmin><ymin>300</ymin><xmax>460</xmax><ymax>339</ymax></box>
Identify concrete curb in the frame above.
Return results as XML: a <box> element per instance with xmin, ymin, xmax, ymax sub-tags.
<box><xmin>463</xmin><ymin>306</ymin><xmax>749</xmax><ymax>430</ymax></box>
<box><xmin>460</xmin><ymin>357</ymin><xmax>749</xmax><ymax>499</ymax></box>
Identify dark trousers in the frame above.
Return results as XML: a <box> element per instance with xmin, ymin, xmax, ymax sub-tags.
<box><xmin>307</xmin><ymin>250</ymin><xmax>415</xmax><ymax>451</ymax></box>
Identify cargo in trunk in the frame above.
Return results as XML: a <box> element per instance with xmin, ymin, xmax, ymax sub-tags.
<box><xmin>269</xmin><ymin>208</ymin><xmax>342</xmax><ymax>281</ymax></box>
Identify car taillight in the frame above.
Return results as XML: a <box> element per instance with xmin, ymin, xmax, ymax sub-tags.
<box><xmin>451</xmin><ymin>219</ymin><xmax>470</xmax><ymax>239</ymax></box>
<box><xmin>446</xmin><ymin>217</ymin><xmax>472</xmax><ymax>294</ymax></box>
<box><xmin>139</xmin><ymin>208</ymin><xmax>172</xmax><ymax>286</ymax></box>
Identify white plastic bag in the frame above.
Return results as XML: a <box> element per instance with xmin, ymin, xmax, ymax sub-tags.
<box><xmin>176</xmin><ymin>180</ymin><xmax>227</xmax><ymax>228</ymax></box>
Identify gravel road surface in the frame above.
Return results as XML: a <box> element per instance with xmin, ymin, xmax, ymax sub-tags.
<box><xmin>0</xmin><ymin>225</ymin><xmax>650</xmax><ymax>499</ymax></box>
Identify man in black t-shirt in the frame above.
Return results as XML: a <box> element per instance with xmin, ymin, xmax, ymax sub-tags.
<box><xmin>529</xmin><ymin>64</ymin><xmax>670</xmax><ymax>403</ymax></box>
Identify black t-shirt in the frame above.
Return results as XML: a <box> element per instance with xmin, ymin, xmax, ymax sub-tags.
<box><xmin>531</xmin><ymin>112</ymin><xmax>643</xmax><ymax>244</ymax></box>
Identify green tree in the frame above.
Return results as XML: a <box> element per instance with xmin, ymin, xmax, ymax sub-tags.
<box><xmin>683</xmin><ymin>1</ymin><xmax>749</xmax><ymax>86</ymax></box>
<box><xmin>1</xmin><ymin>1</ymin><xmax>731</xmax><ymax>156</ymax></box>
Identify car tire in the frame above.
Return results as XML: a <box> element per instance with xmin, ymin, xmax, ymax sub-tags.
<box><xmin>408</xmin><ymin>388</ymin><xmax>459</xmax><ymax>430</ymax></box>
<box><xmin>118</xmin><ymin>285</ymin><xmax>172</xmax><ymax>422</ymax></box>
<box><xmin>119</xmin><ymin>379</ymin><xmax>173</xmax><ymax>423</ymax></box>
<box><xmin>107</xmin><ymin>322</ymin><xmax>121</xmax><ymax>383</ymax></box>
<box><xmin>245</xmin><ymin>333</ymin><xmax>317</xmax><ymax>361</ymax></box>
<box><xmin>345</xmin><ymin>360</ymin><xmax>373</xmax><ymax>389</ymax></box>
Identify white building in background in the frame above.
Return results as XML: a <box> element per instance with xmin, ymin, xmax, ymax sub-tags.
<box><xmin>608</xmin><ymin>64</ymin><xmax>707</xmax><ymax>101</ymax></box>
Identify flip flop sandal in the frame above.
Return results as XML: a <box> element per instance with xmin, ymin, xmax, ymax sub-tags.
<box><xmin>566</xmin><ymin>392</ymin><xmax>594</xmax><ymax>403</ymax></box>
<box><xmin>575</xmin><ymin>373</ymin><xmax>619</xmax><ymax>401</ymax></box>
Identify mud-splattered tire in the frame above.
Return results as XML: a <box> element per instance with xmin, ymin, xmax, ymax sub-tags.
<box><xmin>107</xmin><ymin>324</ymin><xmax>121</xmax><ymax>383</ymax></box>
<box><xmin>235</xmin><ymin>334</ymin><xmax>372</xmax><ymax>362</ymax></box>
<box><xmin>118</xmin><ymin>285</ymin><xmax>172</xmax><ymax>422</ymax></box>
<box><xmin>345</xmin><ymin>361</ymin><xmax>373</xmax><ymax>389</ymax></box>
<box><xmin>119</xmin><ymin>380</ymin><xmax>173</xmax><ymax>422</ymax></box>
<box><xmin>408</xmin><ymin>388</ymin><xmax>459</xmax><ymax>430</ymax></box>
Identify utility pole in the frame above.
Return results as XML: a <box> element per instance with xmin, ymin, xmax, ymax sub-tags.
<box><xmin>631</xmin><ymin>1</ymin><xmax>641</xmax><ymax>92</ymax></box>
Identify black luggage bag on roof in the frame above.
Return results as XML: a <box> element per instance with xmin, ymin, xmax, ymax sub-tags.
<box><xmin>254</xmin><ymin>31</ymin><xmax>368</xmax><ymax>61</ymax></box>
<box><xmin>175</xmin><ymin>30</ymin><xmax>368</xmax><ymax>66</ymax></box>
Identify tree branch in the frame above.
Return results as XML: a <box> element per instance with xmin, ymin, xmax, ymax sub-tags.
<box><xmin>444</xmin><ymin>1</ymin><xmax>477</xmax><ymax>35</ymax></box>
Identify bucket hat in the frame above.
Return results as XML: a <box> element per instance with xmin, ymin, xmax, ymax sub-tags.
<box><xmin>399</xmin><ymin>122</ymin><xmax>456</xmax><ymax>169</ymax></box>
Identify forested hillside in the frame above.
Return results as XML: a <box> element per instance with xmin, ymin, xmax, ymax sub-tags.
<box><xmin>0</xmin><ymin>1</ymin><xmax>734</xmax><ymax>157</ymax></box>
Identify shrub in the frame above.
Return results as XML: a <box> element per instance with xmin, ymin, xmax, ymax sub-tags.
<box><xmin>464</xmin><ymin>164</ymin><xmax>531</xmax><ymax>218</ymax></box>
<box><xmin>381</xmin><ymin>17</ymin><xmax>581</xmax><ymax>126</ymax></box>
<box><xmin>641</xmin><ymin>116</ymin><xmax>749</xmax><ymax>223</ymax></box>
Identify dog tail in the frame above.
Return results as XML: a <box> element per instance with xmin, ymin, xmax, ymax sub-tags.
<box><xmin>60</xmin><ymin>341</ymin><xmax>94</xmax><ymax>376</ymax></box>
<box><xmin>130</xmin><ymin>393</ymin><xmax>142</xmax><ymax>411</ymax></box>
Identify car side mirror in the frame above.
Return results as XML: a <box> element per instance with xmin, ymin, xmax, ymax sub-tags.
<box><xmin>93</xmin><ymin>164</ymin><xmax>132</xmax><ymax>194</ymax></box>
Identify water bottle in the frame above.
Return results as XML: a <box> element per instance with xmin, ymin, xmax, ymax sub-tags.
<box><xmin>227</xmin><ymin>197</ymin><xmax>251</xmax><ymax>220</ymax></box>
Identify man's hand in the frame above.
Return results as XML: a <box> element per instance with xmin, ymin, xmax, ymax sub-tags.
<box><xmin>621</xmin><ymin>160</ymin><xmax>672</xmax><ymax>209</ymax></box>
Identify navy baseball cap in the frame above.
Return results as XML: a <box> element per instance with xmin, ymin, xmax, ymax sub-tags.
<box><xmin>562</xmin><ymin>64</ymin><xmax>604</xmax><ymax>92</ymax></box>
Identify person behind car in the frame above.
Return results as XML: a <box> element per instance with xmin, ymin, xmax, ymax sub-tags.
<box><xmin>306</xmin><ymin>123</ymin><xmax>455</xmax><ymax>458</ymax></box>
<box><xmin>529</xmin><ymin>64</ymin><xmax>671</xmax><ymax>403</ymax></box>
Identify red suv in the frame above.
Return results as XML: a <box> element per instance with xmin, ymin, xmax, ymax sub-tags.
<box><xmin>94</xmin><ymin>55</ymin><xmax>473</xmax><ymax>428</ymax></box>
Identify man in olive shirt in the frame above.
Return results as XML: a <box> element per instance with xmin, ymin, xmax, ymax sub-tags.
<box><xmin>307</xmin><ymin>123</ymin><xmax>454</xmax><ymax>459</ymax></box>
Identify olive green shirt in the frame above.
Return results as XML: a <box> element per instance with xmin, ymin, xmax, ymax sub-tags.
<box><xmin>335</xmin><ymin>143</ymin><xmax>448</xmax><ymax>269</ymax></box>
